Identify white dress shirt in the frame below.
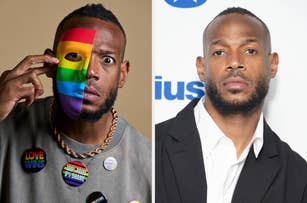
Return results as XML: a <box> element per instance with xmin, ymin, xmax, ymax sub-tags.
<box><xmin>194</xmin><ymin>98</ymin><xmax>264</xmax><ymax>203</ymax></box>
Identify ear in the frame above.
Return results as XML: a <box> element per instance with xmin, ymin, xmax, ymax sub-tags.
<box><xmin>196</xmin><ymin>56</ymin><xmax>205</xmax><ymax>82</ymax></box>
<box><xmin>43</xmin><ymin>48</ymin><xmax>57</xmax><ymax>78</ymax></box>
<box><xmin>269</xmin><ymin>52</ymin><xmax>279</xmax><ymax>78</ymax></box>
<box><xmin>118</xmin><ymin>60</ymin><xmax>130</xmax><ymax>88</ymax></box>
<box><xmin>44</xmin><ymin>48</ymin><xmax>56</xmax><ymax>57</ymax></box>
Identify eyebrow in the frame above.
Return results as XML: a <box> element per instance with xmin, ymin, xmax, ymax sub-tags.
<box><xmin>94</xmin><ymin>49</ymin><xmax>116</xmax><ymax>55</ymax></box>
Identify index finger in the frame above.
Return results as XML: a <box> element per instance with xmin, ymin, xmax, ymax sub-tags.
<box><xmin>31</xmin><ymin>66</ymin><xmax>57</xmax><ymax>76</ymax></box>
<box><xmin>12</xmin><ymin>55</ymin><xmax>59</xmax><ymax>76</ymax></box>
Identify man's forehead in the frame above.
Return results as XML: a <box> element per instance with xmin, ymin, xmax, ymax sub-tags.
<box><xmin>59</xmin><ymin>28</ymin><xmax>96</xmax><ymax>44</ymax></box>
<box><xmin>204</xmin><ymin>13</ymin><xmax>267</xmax><ymax>44</ymax></box>
<box><xmin>208</xmin><ymin>14</ymin><xmax>263</xmax><ymax>33</ymax></box>
<box><xmin>56</xmin><ymin>17</ymin><xmax>123</xmax><ymax>43</ymax></box>
<box><xmin>54</xmin><ymin>16</ymin><xmax>125</xmax><ymax>56</ymax></box>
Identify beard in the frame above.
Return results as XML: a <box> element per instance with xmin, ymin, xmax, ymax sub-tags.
<box><xmin>53</xmin><ymin>79</ymin><xmax>118</xmax><ymax>122</ymax></box>
<box><xmin>205</xmin><ymin>72</ymin><xmax>269</xmax><ymax>116</ymax></box>
<box><xmin>79</xmin><ymin>87</ymin><xmax>118</xmax><ymax>121</ymax></box>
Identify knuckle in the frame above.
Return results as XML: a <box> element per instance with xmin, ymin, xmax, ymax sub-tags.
<box><xmin>29</xmin><ymin>70</ymin><xmax>37</xmax><ymax>78</ymax></box>
<box><xmin>0</xmin><ymin>70</ymin><xmax>11</xmax><ymax>78</ymax></box>
<box><xmin>24</xmin><ymin>55</ymin><xmax>32</xmax><ymax>61</ymax></box>
<box><xmin>0</xmin><ymin>71</ymin><xmax>12</xmax><ymax>84</ymax></box>
<box><xmin>2</xmin><ymin>70</ymin><xmax>10</xmax><ymax>75</ymax></box>
<box><xmin>25</xmin><ymin>55</ymin><xmax>35</xmax><ymax>64</ymax></box>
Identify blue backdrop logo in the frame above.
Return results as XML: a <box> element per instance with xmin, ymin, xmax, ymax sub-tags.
<box><xmin>165</xmin><ymin>0</ymin><xmax>207</xmax><ymax>8</ymax></box>
<box><xmin>155</xmin><ymin>75</ymin><xmax>205</xmax><ymax>100</ymax></box>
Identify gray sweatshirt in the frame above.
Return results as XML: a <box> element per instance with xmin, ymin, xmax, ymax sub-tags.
<box><xmin>0</xmin><ymin>97</ymin><xmax>151</xmax><ymax>203</ymax></box>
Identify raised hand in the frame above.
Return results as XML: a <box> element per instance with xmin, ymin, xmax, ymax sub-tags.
<box><xmin>0</xmin><ymin>54</ymin><xmax>58</xmax><ymax>121</ymax></box>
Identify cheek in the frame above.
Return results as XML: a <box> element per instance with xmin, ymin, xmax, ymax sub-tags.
<box><xmin>102</xmin><ymin>72</ymin><xmax>119</xmax><ymax>86</ymax></box>
<box><xmin>246</xmin><ymin>59</ymin><xmax>270</xmax><ymax>78</ymax></box>
<box><xmin>204</xmin><ymin>62</ymin><xmax>223</xmax><ymax>82</ymax></box>
<box><xmin>56</xmin><ymin>61</ymin><xmax>89</xmax><ymax>86</ymax></box>
<box><xmin>245</xmin><ymin>56</ymin><xmax>268</xmax><ymax>68</ymax></box>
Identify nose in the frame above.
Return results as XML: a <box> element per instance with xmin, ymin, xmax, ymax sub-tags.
<box><xmin>86</xmin><ymin>56</ymin><xmax>99</xmax><ymax>80</ymax></box>
<box><xmin>226</xmin><ymin>52</ymin><xmax>245</xmax><ymax>71</ymax></box>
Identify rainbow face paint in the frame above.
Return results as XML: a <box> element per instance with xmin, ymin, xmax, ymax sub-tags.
<box><xmin>56</xmin><ymin>28</ymin><xmax>96</xmax><ymax>120</ymax></box>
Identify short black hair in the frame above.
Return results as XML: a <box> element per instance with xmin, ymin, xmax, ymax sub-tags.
<box><xmin>216</xmin><ymin>7</ymin><xmax>270</xmax><ymax>38</ymax></box>
<box><xmin>53</xmin><ymin>3</ymin><xmax>126</xmax><ymax>53</ymax></box>
<box><xmin>203</xmin><ymin>7</ymin><xmax>271</xmax><ymax>54</ymax></box>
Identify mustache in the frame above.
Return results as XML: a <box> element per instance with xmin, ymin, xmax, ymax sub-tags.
<box><xmin>221</xmin><ymin>70</ymin><xmax>251</xmax><ymax>82</ymax></box>
<box><xmin>86</xmin><ymin>79</ymin><xmax>102</xmax><ymax>93</ymax></box>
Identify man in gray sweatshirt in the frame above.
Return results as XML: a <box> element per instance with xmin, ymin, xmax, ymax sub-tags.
<box><xmin>0</xmin><ymin>4</ymin><xmax>151</xmax><ymax>203</ymax></box>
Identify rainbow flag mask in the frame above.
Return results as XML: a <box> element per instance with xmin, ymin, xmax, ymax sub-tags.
<box><xmin>56</xmin><ymin>28</ymin><xmax>96</xmax><ymax>120</ymax></box>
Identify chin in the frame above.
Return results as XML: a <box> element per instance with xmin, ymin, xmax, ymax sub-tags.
<box><xmin>79</xmin><ymin>108</ymin><xmax>107</xmax><ymax>122</ymax></box>
<box><xmin>81</xmin><ymin>104</ymin><xmax>97</xmax><ymax>112</ymax></box>
<box><xmin>79</xmin><ymin>102</ymin><xmax>113</xmax><ymax>122</ymax></box>
<box><xmin>79</xmin><ymin>88</ymin><xmax>117</xmax><ymax>121</ymax></box>
<box><xmin>222</xmin><ymin>93</ymin><xmax>251</xmax><ymax>103</ymax></box>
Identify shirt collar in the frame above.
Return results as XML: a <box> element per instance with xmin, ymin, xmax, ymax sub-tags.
<box><xmin>194</xmin><ymin>97</ymin><xmax>264</xmax><ymax>159</ymax></box>
<box><xmin>251</xmin><ymin>114</ymin><xmax>263</xmax><ymax>158</ymax></box>
<box><xmin>194</xmin><ymin>97</ymin><xmax>226</xmax><ymax>157</ymax></box>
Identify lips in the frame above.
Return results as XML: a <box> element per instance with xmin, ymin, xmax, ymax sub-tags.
<box><xmin>83</xmin><ymin>86</ymin><xmax>100</xmax><ymax>101</ymax></box>
<box><xmin>222</xmin><ymin>77</ymin><xmax>249</xmax><ymax>91</ymax></box>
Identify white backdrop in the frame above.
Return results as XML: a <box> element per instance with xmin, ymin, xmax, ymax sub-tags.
<box><xmin>153</xmin><ymin>0</ymin><xmax>307</xmax><ymax>160</ymax></box>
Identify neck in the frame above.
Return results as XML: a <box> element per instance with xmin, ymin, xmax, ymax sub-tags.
<box><xmin>55</xmin><ymin>108</ymin><xmax>115</xmax><ymax>145</ymax></box>
<box><xmin>204</xmin><ymin>97</ymin><xmax>263</xmax><ymax>157</ymax></box>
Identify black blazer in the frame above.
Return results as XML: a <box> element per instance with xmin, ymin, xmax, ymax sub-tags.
<box><xmin>156</xmin><ymin>99</ymin><xmax>307</xmax><ymax>203</ymax></box>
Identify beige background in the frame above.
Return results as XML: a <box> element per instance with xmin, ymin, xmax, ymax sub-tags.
<box><xmin>0</xmin><ymin>0</ymin><xmax>151</xmax><ymax>138</ymax></box>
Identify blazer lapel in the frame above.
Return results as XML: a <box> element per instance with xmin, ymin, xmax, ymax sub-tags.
<box><xmin>231</xmin><ymin>120</ymin><xmax>281</xmax><ymax>203</ymax></box>
<box><xmin>165</xmin><ymin>99</ymin><xmax>207</xmax><ymax>203</ymax></box>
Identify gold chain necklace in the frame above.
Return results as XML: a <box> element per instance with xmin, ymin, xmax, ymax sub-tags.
<box><xmin>50</xmin><ymin>99</ymin><xmax>118</xmax><ymax>159</ymax></box>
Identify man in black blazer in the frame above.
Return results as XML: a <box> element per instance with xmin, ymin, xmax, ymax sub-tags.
<box><xmin>156</xmin><ymin>7</ymin><xmax>307</xmax><ymax>203</ymax></box>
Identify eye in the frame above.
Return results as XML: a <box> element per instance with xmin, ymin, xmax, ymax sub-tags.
<box><xmin>101</xmin><ymin>56</ymin><xmax>115</xmax><ymax>64</ymax></box>
<box><xmin>212</xmin><ymin>50</ymin><xmax>225</xmax><ymax>56</ymax></box>
<box><xmin>245</xmin><ymin>48</ymin><xmax>257</xmax><ymax>55</ymax></box>
<box><xmin>64</xmin><ymin>52</ymin><xmax>82</xmax><ymax>62</ymax></box>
